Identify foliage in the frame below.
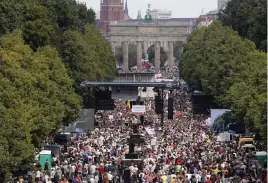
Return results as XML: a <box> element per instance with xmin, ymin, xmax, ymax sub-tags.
<box><xmin>181</xmin><ymin>21</ymin><xmax>256</xmax><ymax>102</ymax></box>
<box><xmin>0</xmin><ymin>0</ymin><xmax>115</xmax><ymax>92</ymax></box>
<box><xmin>22</xmin><ymin>1</ymin><xmax>55</xmax><ymax>50</ymax></box>
<box><xmin>173</xmin><ymin>41</ymin><xmax>184</xmax><ymax>61</ymax></box>
<box><xmin>115</xmin><ymin>43</ymin><xmax>138</xmax><ymax>68</ymax></box>
<box><xmin>42</xmin><ymin>0</ymin><xmax>95</xmax><ymax>32</ymax></box>
<box><xmin>180</xmin><ymin>20</ymin><xmax>267</xmax><ymax>140</ymax></box>
<box><xmin>0</xmin><ymin>0</ymin><xmax>116</xmax><ymax>180</ymax></box>
<box><xmin>0</xmin><ymin>0</ymin><xmax>22</xmax><ymax>36</ymax></box>
<box><xmin>0</xmin><ymin>30</ymin><xmax>81</xmax><ymax>181</ymax></box>
<box><xmin>59</xmin><ymin>25</ymin><xmax>116</xmax><ymax>92</ymax></box>
<box><xmin>218</xmin><ymin>0</ymin><xmax>267</xmax><ymax>52</ymax></box>
<box><xmin>147</xmin><ymin>45</ymin><xmax>168</xmax><ymax>68</ymax></box>
<box><xmin>0</xmin><ymin>0</ymin><xmax>96</xmax><ymax>51</ymax></box>
<box><xmin>226</xmin><ymin>50</ymin><xmax>267</xmax><ymax>139</ymax></box>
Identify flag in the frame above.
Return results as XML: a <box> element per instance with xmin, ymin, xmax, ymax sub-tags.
<box><xmin>127</xmin><ymin>100</ymin><xmax>131</xmax><ymax>110</ymax></box>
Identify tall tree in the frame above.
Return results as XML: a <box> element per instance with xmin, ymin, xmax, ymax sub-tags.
<box><xmin>59</xmin><ymin>25</ymin><xmax>116</xmax><ymax>92</ymax></box>
<box><xmin>0</xmin><ymin>0</ymin><xmax>22</xmax><ymax>36</ymax></box>
<box><xmin>180</xmin><ymin>20</ymin><xmax>267</xmax><ymax>140</ymax></box>
<box><xmin>225</xmin><ymin>50</ymin><xmax>267</xmax><ymax>139</ymax></box>
<box><xmin>218</xmin><ymin>0</ymin><xmax>267</xmax><ymax>52</ymax></box>
<box><xmin>0</xmin><ymin>30</ymin><xmax>81</xmax><ymax>180</ymax></box>
<box><xmin>181</xmin><ymin>21</ymin><xmax>256</xmax><ymax>103</ymax></box>
<box><xmin>22</xmin><ymin>0</ymin><xmax>55</xmax><ymax>50</ymax></box>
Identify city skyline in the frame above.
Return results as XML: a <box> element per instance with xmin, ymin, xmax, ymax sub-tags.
<box><xmin>81</xmin><ymin>0</ymin><xmax>218</xmax><ymax>18</ymax></box>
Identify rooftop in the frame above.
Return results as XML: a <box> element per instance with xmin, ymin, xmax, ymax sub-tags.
<box><xmin>81</xmin><ymin>82</ymin><xmax>167</xmax><ymax>88</ymax></box>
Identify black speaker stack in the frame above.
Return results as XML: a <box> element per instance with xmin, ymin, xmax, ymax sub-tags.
<box><xmin>168</xmin><ymin>97</ymin><xmax>174</xmax><ymax>120</ymax></box>
<box><xmin>125</xmin><ymin>124</ymin><xmax>144</xmax><ymax>160</ymax></box>
<box><xmin>154</xmin><ymin>96</ymin><xmax>163</xmax><ymax>114</ymax></box>
<box><xmin>192</xmin><ymin>93</ymin><xmax>214</xmax><ymax>115</ymax></box>
<box><xmin>95</xmin><ymin>90</ymin><xmax>115</xmax><ymax>110</ymax></box>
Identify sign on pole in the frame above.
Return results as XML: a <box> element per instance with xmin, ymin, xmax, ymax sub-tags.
<box><xmin>132</xmin><ymin>105</ymin><xmax>146</xmax><ymax>113</ymax></box>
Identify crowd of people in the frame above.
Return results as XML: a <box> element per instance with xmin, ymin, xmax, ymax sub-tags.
<box><xmin>13</xmin><ymin>70</ymin><xmax>267</xmax><ymax>183</ymax></box>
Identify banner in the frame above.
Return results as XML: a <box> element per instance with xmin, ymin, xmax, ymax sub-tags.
<box><xmin>210</xmin><ymin>109</ymin><xmax>231</xmax><ymax>131</ymax></box>
<box><xmin>217</xmin><ymin>132</ymin><xmax>231</xmax><ymax>142</ymax></box>
<box><xmin>132</xmin><ymin>105</ymin><xmax>146</xmax><ymax>113</ymax></box>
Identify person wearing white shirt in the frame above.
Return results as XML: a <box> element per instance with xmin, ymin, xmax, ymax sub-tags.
<box><xmin>36</xmin><ymin>170</ymin><xmax>41</xmax><ymax>179</ymax></box>
<box><xmin>129</xmin><ymin>165</ymin><xmax>135</xmax><ymax>175</ymax></box>
<box><xmin>89</xmin><ymin>176</ymin><xmax>95</xmax><ymax>183</ymax></box>
<box><xmin>90</xmin><ymin>164</ymin><xmax>97</xmax><ymax>175</ymax></box>
<box><xmin>107</xmin><ymin>172</ymin><xmax>113</xmax><ymax>182</ymax></box>
<box><xmin>196</xmin><ymin>174</ymin><xmax>201</xmax><ymax>182</ymax></box>
<box><xmin>50</xmin><ymin>169</ymin><xmax>55</xmax><ymax>179</ymax></box>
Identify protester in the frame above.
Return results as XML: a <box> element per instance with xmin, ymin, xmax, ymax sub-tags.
<box><xmin>13</xmin><ymin>70</ymin><xmax>266</xmax><ymax>183</ymax></box>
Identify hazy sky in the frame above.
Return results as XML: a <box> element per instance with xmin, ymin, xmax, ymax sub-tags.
<box><xmin>81</xmin><ymin>0</ymin><xmax>218</xmax><ymax>18</ymax></box>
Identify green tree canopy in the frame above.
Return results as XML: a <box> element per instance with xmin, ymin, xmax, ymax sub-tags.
<box><xmin>180</xmin><ymin>21</ymin><xmax>256</xmax><ymax>103</ymax></box>
<box><xmin>0</xmin><ymin>30</ymin><xmax>81</xmax><ymax>180</ymax></box>
<box><xmin>225</xmin><ymin>50</ymin><xmax>267</xmax><ymax>139</ymax></box>
<box><xmin>0</xmin><ymin>0</ymin><xmax>22</xmax><ymax>36</ymax></box>
<box><xmin>218</xmin><ymin>0</ymin><xmax>267</xmax><ymax>52</ymax></box>
<box><xmin>180</xmin><ymin>20</ymin><xmax>267</xmax><ymax>140</ymax></box>
<box><xmin>59</xmin><ymin>25</ymin><xmax>116</xmax><ymax>92</ymax></box>
<box><xmin>173</xmin><ymin>41</ymin><xmax>184</xmax><ymax>62</ymax></box>
<box><xmin>0</xmin><ymin>0</ymin><xmax>96</xmax><ymax>51</ymax></box>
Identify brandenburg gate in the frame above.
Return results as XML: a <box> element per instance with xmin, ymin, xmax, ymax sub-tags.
<box><xmin>108</xmin><ymin>6</ymin><xmax>194</xmax><ymax>70</ymax></box>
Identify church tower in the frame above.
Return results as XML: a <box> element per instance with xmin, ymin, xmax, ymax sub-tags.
<box><xmin>137</xmin><ymin>10</ymin><xmax>142</xmax><ymax>19</ymax></box>
<box><xmin>100</xmin><ymin>0</ymin><xmax>125</xmax><ymax>33</ymax></box>
<box><xmin>124</xmin><ymin>0</ymin><xmax>129</xmax><ymax>16</ymax></box>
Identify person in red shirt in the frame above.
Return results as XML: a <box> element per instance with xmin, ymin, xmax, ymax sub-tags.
<box><xmin>205</xmin><ymin>178</ymin><xmax>212</xmax><ymax>183</ymax></box>
<box><xmin>176</xmin><ymin>157</ymin><xmax>183</xmax><ymax>165</ymax></box>
<box><xmin>167</xmin><ymin>155</ymin><xmax>171</xmax><ymax>164</ymax></box>
<box><xmin>99</xmin><ymin>165</ymin><xmax>105</xmax><ymax>175</ymax></box>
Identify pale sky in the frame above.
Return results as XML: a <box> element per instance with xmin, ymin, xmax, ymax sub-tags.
<box><xmin>81</xmin><ymin>0</ymin><xmax>218</xmax><ymax>18</ymax></box>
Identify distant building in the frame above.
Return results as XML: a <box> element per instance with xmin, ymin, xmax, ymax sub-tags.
<box><xmin>218</xmin><ymin>0</ymin><xmax>230</xmax><ymax>10</ymax></box>
<box><xmin>196</xmin><ymin>16</ymin><xmax>213</xmax><ymax>28</ymax></box>
<box><xmin>98</xmin><ymin>0</ymin><xmax>131</xmax><ymax>34</ymax></box>
<box><xmin>150</xmin><ymin>9</ymin><xmax>172</xmax><ymax>19</ymax></box>
<box><xmin>195</xmin><ymin>10</ymin><xmax>218</xmax><ymax>29</ymax></box>
<box><xmin>124</xmin><ymin>0</ymin><xmax>132</xmax><ymax>20</ymax></box>
<box><xmin>206</xmin><ymin>10</ymin><xmax>218</xmax><ymax>20</ymax></box>
<box><xmin>137</xmin><ymin>10</ymin><xmax>142</xmax><ymax>19</ymax></box>
<box><xmin>96</xmin><ymin>11</ymin><xmax>100</xmax><ymax>19</ymax></box>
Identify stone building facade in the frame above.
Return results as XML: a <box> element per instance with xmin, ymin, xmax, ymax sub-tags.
<box><xmin>109</xmin><ymin>18</ymin><xmax>195</xmax><ymax>70</ymax></box>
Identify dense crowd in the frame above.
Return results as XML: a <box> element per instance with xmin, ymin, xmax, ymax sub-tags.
<box><xmin>13</xmin><ymin>71</ymin><xmax>267</xmax><ymax>183</ymax></box>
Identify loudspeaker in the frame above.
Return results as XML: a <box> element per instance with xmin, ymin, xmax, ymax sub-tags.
<box><xmin>140</xmin><ymin>115</ymin><xmax>144</xmax><ymax>124</ymax></box>
<box><xmin>129</xmin><ymin>143</ymin><xmax>135</xmax><ymax>153</ymax></box>
<box><xmin>155</xmin><ymin>96</ymin><xmax>163</xmax><ymax>114</ymax></box>
<box><xmin>130</xmin><ymin>134</ymin><xmax>141</xmax><ymax>139</ymax></box>
<box><xmin>191</xmin><ymin>93</ymin><xmax>215</xmax><ymax>115</ymax></box>
<box><xmin>168</xmin><ymin>98</ymin><xmax>173</xmax><ymax>119</ymax></box>
<box><xmin>95</xmin><ymin>91</ymin><xmax>112</xmax><ymax>100</ymax></box>
<box><xmin>123</xmin><ymin>169</ymin><xmax>131</xmax><ymax>180</ymax></box>
<box><xmin>96</xmin><ymin>99</ymin><xmax>115</xmax><ymax>110</ymax></box>
<box><xmin>125</xmin><ymin>153</ymin><xmax>138</xmax><ymax>159</ymax></box>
